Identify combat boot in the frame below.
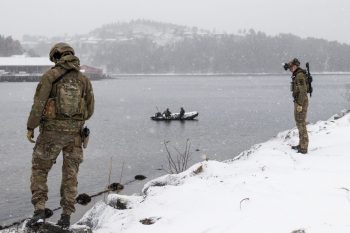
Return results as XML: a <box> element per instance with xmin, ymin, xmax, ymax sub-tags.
<box><xmin>291</xmin><ymin>145</ymin><xmax>300</xmax><ymax>150</ymax></box>
<box><xmin>26</xmin><ymin>209</ymin><xmax>46</xmax><ymax>228</ymax></box>
<box><xmin>297</xmin><ymin>148</ymin><xmax>308</xmax><ymax>154</ymax></box>
<box><xmin>57</xmin><ymin>214</ymin><xmax>70</xmax><ymax>229</ymax></box>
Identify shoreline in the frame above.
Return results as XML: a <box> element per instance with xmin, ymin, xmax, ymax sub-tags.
<box><xmin>110</xmin><ymin>72</ymin><xmax>350</xmax><ymax>77</ymax></box>
<box><xmin>0</xmin><ymin>72</ymin><xmax>348</xmax><ymax>82</ymax></box>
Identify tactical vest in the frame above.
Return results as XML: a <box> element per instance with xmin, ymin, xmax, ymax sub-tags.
<box><xmin>291</xmin><ymin>68</ymin><xmax>310</xmax><ymax>94</ymax></box>
<box><xmin>43</xmin><ymin>70</ymin><xmax>88</xmax><ymax>120</ymax></box>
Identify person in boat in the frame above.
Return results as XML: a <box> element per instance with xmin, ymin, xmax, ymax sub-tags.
<box><xmin>179</xmin><ymin>107</ymin><xmax>185</xmax><ymax>119</ymax></box>
<box><xmin>155</xmin><ymin>112</ymin><xmax>162</xmax><ymax>117</ymax></box>
<box><xmin>163</xmin><ymin>108</ymin><xmax>172</xmax><ymax>118</ymax></box>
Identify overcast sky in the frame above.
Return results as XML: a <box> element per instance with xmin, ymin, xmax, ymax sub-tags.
<box><xmin>1</xmin><ymin>0</ymin><xmax>349</xmax><ymax>44</ymax></box>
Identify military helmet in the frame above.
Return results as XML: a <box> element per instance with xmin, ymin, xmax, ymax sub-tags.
<box><xmin>49</xmin><ymin>42</ymin><xmax>75</xmax><ymax>62</ymax></box>
<box><xmin>289</xmin><ymin>58</ymin><xmax>300</xmax><ymax>67</ymax></box>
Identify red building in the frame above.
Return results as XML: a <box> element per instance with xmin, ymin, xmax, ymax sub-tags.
<box><xmin>80</xmin><ymin>65</ymin><xmax>103</xmax><ymax>76</ymax></box>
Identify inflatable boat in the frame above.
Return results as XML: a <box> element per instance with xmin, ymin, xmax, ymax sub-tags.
<box><xmin>151</xmin><ymin>111</ymin><xmax>199</xmax><ymax>121</ymax></box>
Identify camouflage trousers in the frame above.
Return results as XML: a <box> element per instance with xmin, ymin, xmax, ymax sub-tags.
<box><xmin>31</xmin><ymin>130</ymin><xmax>83</xmax><ymax>215</ymax></box>
<box><xmin>294</xmin><ymin>99</ymin><xmax>309</xmax><ymax>152</ymax></box>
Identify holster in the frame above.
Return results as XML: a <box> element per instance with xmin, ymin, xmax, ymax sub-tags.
<box><xmin>81</xmin><ymin>127</ymin><xmax>90</xmax><ymax>149</ymax></box>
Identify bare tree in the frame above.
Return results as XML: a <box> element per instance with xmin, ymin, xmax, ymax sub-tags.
<box><xmin>162</xmin><ymin>139</ymin><xmax>192</xmax><ymax>174</ymax></box>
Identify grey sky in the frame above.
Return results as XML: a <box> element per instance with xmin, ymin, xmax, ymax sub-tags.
<box><xmin>1</xmin><ymin>0</ymin><xmax>349</xmax><ymax>44</ymax></box>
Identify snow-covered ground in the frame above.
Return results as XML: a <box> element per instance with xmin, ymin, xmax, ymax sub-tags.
<box><xmin>77</xmin><ymin>111</ymin><xmax>350</xmax><ymax>232</ymax></box>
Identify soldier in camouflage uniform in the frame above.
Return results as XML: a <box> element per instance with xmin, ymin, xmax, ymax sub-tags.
<box><xmin>26</xmin><ymin>42</ymin><xmax>94</xmax><ymax>228</ymax></box>
<box><xmin>287</xmin><ymin>58</ymin><xmax>309</xmax><ymax>154</ymax></box>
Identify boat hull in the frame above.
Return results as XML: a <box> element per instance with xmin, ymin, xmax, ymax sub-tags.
<box><xmin>151</xmin><ymin>111</ymin><xmax>199</xmax><ymax>121</ymax></box>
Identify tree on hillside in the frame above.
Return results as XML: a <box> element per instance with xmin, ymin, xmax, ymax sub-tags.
<box><xmin>0</xmin><ymin>35</ymin><xmax>24</xmax><ymax>56</ymax></box>
<box><xmin>88</xmin><ymin>29</ymin><xmax>350</xmax><ymax>73</ymax></box>
<box><xmin>22</xmin><ymin>21</ymin><xmax>350</xmax><ymax>73</ymax></box>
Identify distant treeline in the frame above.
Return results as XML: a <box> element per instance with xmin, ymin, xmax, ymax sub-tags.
<box><xmin>15</xmin><ymin>20</ymin><xmax>350</xmax><ymax>73</ymax></box>
<box><xmin>0</xmin><ymin>35</ymin><xmax>23</xmax><ymax>56</ymax></box>
<box><xmin>90</xmin><ymin>30</ymin><xmax>350</xmax><ymax>73</ymax></box>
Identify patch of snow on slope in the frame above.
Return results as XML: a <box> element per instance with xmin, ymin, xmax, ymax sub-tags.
<box><xmin>76</xmin><ymin>111</ymin><xmax>350</xmax><ymax>233</ymax></box>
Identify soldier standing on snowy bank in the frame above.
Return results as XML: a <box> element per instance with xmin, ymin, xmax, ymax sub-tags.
<box><xmin>286</xmin><ymin>58</ymin><xmax>309</xmax><ymax>154</ymax></box>
<box><xmin>26</xmin><ymin>43</ymin><xmax>94</xmax><ymax>228</ymax></box>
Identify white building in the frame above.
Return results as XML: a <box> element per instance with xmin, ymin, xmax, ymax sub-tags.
<box><xmin>0</xmin><ymin>55</ymin><xmax>53</xmax><ymax>74</ymax></box>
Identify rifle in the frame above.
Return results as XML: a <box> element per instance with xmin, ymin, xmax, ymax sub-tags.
<box><xmin>306</xmin><ymin>62</ymin><xmax>313</xmax><ymax>97</ymax></box>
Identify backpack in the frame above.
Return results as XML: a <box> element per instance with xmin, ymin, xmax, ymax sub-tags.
<box><xmin>43</xmin><ymin>71</ymin><xmax>86</xmax><ymax>120</ymax></box>
<box><xmin>296</xmin><ymin>67</ymin><xmax>313</xmax><ymax>97</ymax></box>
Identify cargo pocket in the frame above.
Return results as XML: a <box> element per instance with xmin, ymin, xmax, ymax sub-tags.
<box><xmin>295</xmin><ymin>112</ymin><xmax>303</xmax><ymax>123</ymax></box>
<box><xmin>32</xmin><ymin>134</ymin><xmax>61</xmax><ymax>163</ymax></box>
<box><xmin>295</xmin><ymin>107</ymin><xmax>307</xmax><ymax>123</ymax></box>
<box><xmin>32</xmin><ymin>142</ymin><xmax>56</xmax><ymax>170</ymax></box>
<box><xmin>32</xmin><ymin>142</ymin><xmax>46</xmax><ymax>160</ymax></box>
<box><xmin>65</xmin><ymin>136</ymin><xmax>83</xmax><ymax>164</ymax></box>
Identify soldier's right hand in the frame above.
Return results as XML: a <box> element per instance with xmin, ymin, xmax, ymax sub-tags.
<box><xmin>296</xmin><ymin>105</ymin><xmax>303</xmax><ymax>113</ymax></box>
<box><xmin>26</xmin><ymin>129</ymin><xmax>35</xmax><ymax>143</ymax></box>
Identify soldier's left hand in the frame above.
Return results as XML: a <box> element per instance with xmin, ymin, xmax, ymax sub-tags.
<box><xmin>26</xmin><ymin>129</ymin><xmax>35</xmax><ymax>143</ymax></box>
<box><xmin>296</xmin><ymin>105</ymin><xmax>303</xmax><ymax>113</ymax></box>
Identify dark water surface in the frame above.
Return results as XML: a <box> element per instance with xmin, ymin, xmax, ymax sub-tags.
<box><xmin>0</xmin><ymin>74</ymin><xmax>349</xmax><ymax>225</ymax></box>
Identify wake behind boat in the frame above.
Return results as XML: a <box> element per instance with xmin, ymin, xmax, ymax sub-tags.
<box><xmin>151</xmin><ymin>111</ymin><xmax>199</xmax><ymax>121</ymax></box>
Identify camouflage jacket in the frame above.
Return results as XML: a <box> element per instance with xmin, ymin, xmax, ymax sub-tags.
<box><xmin>27</xmin><ymin>55</ymin><xmax>94</xmax><ymax>132</ymax></box>
<box><xmin>291</xmin><ymin>68</ymin><xmax>308</xmax><ymax>106</ymax></box>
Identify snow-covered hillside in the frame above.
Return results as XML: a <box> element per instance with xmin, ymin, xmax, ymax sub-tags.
<box><xmin>21</xmin><ymin>20</ymin><xmax>209</xmax><ymax>53</ymax></box>
<box><xmin>75</xmin><ymin>110</ymin><xmax>350</xmax><ymax>233</ymax></box>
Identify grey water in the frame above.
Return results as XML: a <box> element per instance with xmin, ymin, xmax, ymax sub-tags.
<box><xmin>0</xmin><ymin>74</ymin><xmax>349</xmax><ymax>226</ymax></box>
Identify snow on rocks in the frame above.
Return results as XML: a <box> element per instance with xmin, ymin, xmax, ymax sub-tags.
<box><xmin>76</xmin><ymin>111</ymin><xmax>350</xmax><ymax>233</ymax></box>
